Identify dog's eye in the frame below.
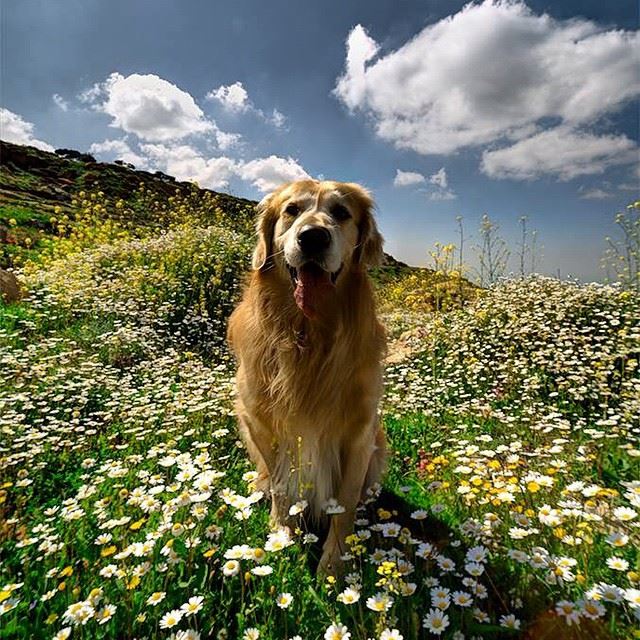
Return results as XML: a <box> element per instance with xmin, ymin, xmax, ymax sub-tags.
<box><xmin>331</xmin><ymin>204</ymin><xmax>351</xmax><ymax>221</ymax></box>
<box><xmin>284</xmin><ymin>203</ymin><xmax>300</xmax><ymax>216</ymax></box>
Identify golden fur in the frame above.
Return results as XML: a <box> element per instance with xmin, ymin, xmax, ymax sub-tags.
<box><xmin>227</xmin><ymin>180</ymin><xmax>387</xmax><ymax>573</ymax></box>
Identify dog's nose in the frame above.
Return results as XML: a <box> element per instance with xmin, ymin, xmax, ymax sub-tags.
<box><xmin>297</xmin><ymin>225</ymin><xmax>331</xmax><ymax>254</ymax></box>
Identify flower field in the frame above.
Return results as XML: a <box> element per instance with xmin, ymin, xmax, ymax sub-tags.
<box><xmin>0</xmin><ymin>190</ymin><xmax>639</xmax><ymax>639</ymax></box>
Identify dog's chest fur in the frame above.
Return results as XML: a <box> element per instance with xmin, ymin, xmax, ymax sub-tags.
<box><xmin>230</xmin><ymin>271</ymin><xmax>384</xmax><ymax>520</ymax></box>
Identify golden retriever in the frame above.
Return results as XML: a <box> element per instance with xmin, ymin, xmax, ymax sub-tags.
<box><xmin>227</xmin><ymin>179</ymin><xmax>387</xmax><ymax>574</ymax></box>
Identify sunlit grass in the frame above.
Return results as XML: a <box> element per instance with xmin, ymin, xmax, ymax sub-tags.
<box><xmin>0</xmin><ymin>190</ymin><xmax>638</xmax><ymax>639</ymax></box>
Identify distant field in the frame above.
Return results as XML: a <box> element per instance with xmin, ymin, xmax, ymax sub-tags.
<box><xmin>0</xmin><ymin>154</ymin><xmax>639</xmax><ymax>639</ymax></box>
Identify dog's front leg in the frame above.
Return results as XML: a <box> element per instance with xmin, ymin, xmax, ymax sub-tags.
<box><xmin>318</xmin><ymin>429</ymin><xmax>376</xmax><ymax>575</ymax></box>
<box><xmin>238</xmin><ymin>413</ymin><xmax>290</xmax><ymax>527</ymax></box>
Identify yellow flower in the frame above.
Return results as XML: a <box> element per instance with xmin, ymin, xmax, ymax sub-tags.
<box><xmin>126</xmin><ymin>575</ymin><xmax>141</xmax><ymax>590</ymax></box>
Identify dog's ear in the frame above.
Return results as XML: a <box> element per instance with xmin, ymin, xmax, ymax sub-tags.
<box><xmin>252</xmin><ymin>193</ymin><xmax>278</xmax><ymax>271</ymax></box>
<box><xmin>349</xmin><ymin>184</ymin><xmax>384</xmax><ymax>268</ymax></box>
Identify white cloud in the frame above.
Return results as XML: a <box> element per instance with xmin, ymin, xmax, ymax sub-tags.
<box><xmin>137</xmin><ymin>143</ymin><xmax>308</xmax><ymax>193</ymax></box>
<box><xmin>237</xmin><ymin>155</ymin><xmax>310</xmax><ymax>192</ymax></box>
<box><xmin>214</xmin><ymin>129</ymin><xmax>242</xmax><ymax>151</ymax></box>
<box><xmin>87</xmin><ymin>72</ymin><xmax>214</xmax><ymax>141</ymax></box>
<box><xmin>140</xmin><ymin>143</ymin><xmax>237</xmax><ymax>189</ymax></box>
<box><xmin>52</xmin><ymin>94</ymin><xmax>69</xmax><ymax>112</ymax></box>
<box><xmin>481</xmin><ymin>126</ymin><xmax>637</xmax><ymax>181</ymax></box>
<box><xmin>0</xmin><ymin>108</ymin><xmax>54</xmax><ymax>152</ymax></box>
<box><xmin>426</xmin><ymin>167</ymin><xmax>456</xmax><ymax>200</ymax></box>
<box><xmin>394</xmin><ymin>169</ymin><xmax>425</xmax><ymax>187</ymax></box>
<box><xmin>578</xmin><ymin>187</ymin><xmax>614</xmax><ymax>200</ymax></box>
<box><xmin>428</xmin><ymin>188</ymin><xmax>457</xmax><ymax>201</ymax></box>
<box><xmin>206</xmin><ymin>81</ymin><xmax>287</xmax><ymax>129</ymax></box>
<box><xmin>334</xmin><ymin>24</ymin><xmax>379</xmax><ymax>111</ymax></box>
<box><xmin>334</xmin><ymin>2</ymin><xmax>639</xmax><ymax>179</ymax></box>
<box><xmin>89</xmin><ymin>138</ymin><xmax>148</xmax><ymax>168</ymax></box>
<box><xmin>270</xmin><ymin>108</ymin><xmax>286</xmax><ymax>129</ymax></box>
<box><xmin>429</xmin><ymin>167</ymin><xmax>448</xmax><ymax>189</ymax></box>
<box><xmin>206</xmin><ymin>81</ymin><xmax>249</xmax><ymax>112</ymax></box>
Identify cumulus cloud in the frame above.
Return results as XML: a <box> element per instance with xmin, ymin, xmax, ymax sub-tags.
<box><xmin>135</xmin><ymin>143</ymin><xmax>308</xmax><ymax>192</ymax></box>
<box><xmin>334</xmin><ymin>1</ymin><xmax>639</xmax><ymax>179</ymax></box>
<box><xmin>334</xmin><ymin>24</ymin><xmax>379</xmax><ymax>111</ymax></box>
<box><xmin>429</xmin><ymin>168</ymin><xmax>448</xmax><ymax>190</ymax></box>
<box><xmin>214</xmin><ymin>129</ymin><xmax>242</xmax><ymax>151</ymax></box>
<box><xmin>140</xmin><ymin>143</ymin><xmax>237</xmax><ymax>189</ymax></box>
<box><xmin>481</xmin><ymin>126</ymin><xmax>637</xmax><ymax>181</ymax></box>
<box><xmin>84</xmin><ymin>73</ymin><xmax>214</xmax><ymax>141</ymax></box>
<box><xmin>89</xmin><ymin>138</ymin><xmax>148</xmax><ymax>169</ymax></box>
<box><xmin>206</xmin><ymin>81</ymin><xmax>287</xmax><ymax>129</ymax></box>
<box><xmin>393</xmin><ymin>170</ymin><xmax>425</xmax><ymax>187</ymax></box>
<box><xmin>206</xmin><ymin>81</ymin><xmax>249</xmax><ymax>112</ymax></box>
<box><xmin>0</xmin><ymin>108</ymin><xmax>54</xmax><ymax>151</ymax></box>
<box><xmin>237</xmin><ymin>155</ymin><xmax>310</xmax><ymax>192</ymax></box>
<box><xmin>426</xmin><ymin>167</ymin><xmax>456</xmax><ymax>200</ymax></box>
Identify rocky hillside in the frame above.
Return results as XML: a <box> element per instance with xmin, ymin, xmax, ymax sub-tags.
<box><xmin>0</xmin><ymin>140</ymin><xmax>416</xmax><ymax>273</ymax></box>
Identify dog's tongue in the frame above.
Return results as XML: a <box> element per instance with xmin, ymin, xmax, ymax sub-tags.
<box><xmin>294</xmin><ymin>263</ymin><xmax>333</xmax><ymax>318</ymax></box>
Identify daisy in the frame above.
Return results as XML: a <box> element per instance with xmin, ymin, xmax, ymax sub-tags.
<box><xmin>380</xmin><ymin>630</ymin><xmax>403</xmax><ymax>640</ymax></box>
<box><xmin>422</xmin><ymin>609</ymin><xmax>449</xmax><ymax>635</ymax></box>
<box><xmin>289</xmin><ymin>500</ymin><xmax>308</xmax><ymax>516</ymax></box>
<box><xmin>159</xmin><ymin>609</ymin><xmax>183</xmax><ymax>629</ymax></box>
<box><xmin>452</xmin><ymin>591</ymin><xmax>473</xmax><ymax>607</ymax></box>
<box><xmin>324</xmin><ymin>499</ymin><xmax>346</xmax><ymax>515</ymax></box>
<box><xmin>612</xmin><ymin>506</ymin><xmax>637</xmax><ymax>521</ymax></box>
<box><xmin>324</xmin><ymin>624</ymin><xmax>350</xmax><ymax>640</ymax></box>
<box><xmin>265</xmin><ymin>528</ymin><xmax>293</xmax><ymax>552</ymax></box>
<box><xmin>147</xmin><ymin>592</ymin><xmax>166</xmax><ymax>606</ymax></box>
<box><xmin>251</xmin><ymin>565</ymin><xmax>273</xmax><ymax>576</ymax></box>
<box><xmin>181</xmin><ymin>596</ymin><xmax>204</xmax><ymax>616</ymax></box>
<box><xmin>605</xmin><ymin>532</ymin><xmax>629</xmax><ymax>548</ymax></box>
<box><xmin>366</xmin><ymin>593</ymin><xmax>393</xmax><ymax>612</ymax></box>
<box><xmin>596</xmin><ymin>583</ymin><xmax>624</xmax><ymax>604</ymax></box>
<box><xmin>222</xmin><ymin>560</ymin><xmax>240</xmax><ymax>576</ymax></box>
<box><xmin>623</xmin><ymin>588</ymin><xmax>640</xmax><ymax>608</ymax></box>
<box><xmin>243</xmin><ymin>629</ymin><xmax>260</xmax><ymax>640</ymax></box>
<box><xmin>276</xmin><ymin>593</ymin><xmax>293</xmax><ymax>609</ymax></box>
<box><xmin>499</xmin><ymin>614</ymin><xmax>520</xmax><ymax>630</ymax></box>
<box><xmin>436</xmin><ymin>555</ymin><xmax>455</xmax><ymax>572</ymax></box>
<box><xmin>555</xmin><ymin>600</ymin><xmax>581</xmax><ymax>625</ymax></box>
<box><xmin>96</xmin><ymin>604</ymin><xmax>116</xmax><ymax>625</ymax></box>
<box><xmin>606</xmin><ymin>556</ymin><xmax>629</xmax><ymax>571</ymax></box>
<box><xmin>337</xmin><ymin>587</ymin><xmax>360</xmax><ymax>605</ymax></box>
<box><xmin>579</xmin><ymin>599</ymin><xmax>606</xmax><ymax>619</ymax></box>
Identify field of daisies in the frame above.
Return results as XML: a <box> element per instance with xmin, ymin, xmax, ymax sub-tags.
<box><xmin>0</xmin><ymin>188</ymin><xmax>639</xmax><ymax>640</ymax></box>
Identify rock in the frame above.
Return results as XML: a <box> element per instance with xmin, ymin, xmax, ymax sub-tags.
<box><xmin>0</xmin><ymin>269</ymin><xmax>22</xmax><ymax>303</ymax></box>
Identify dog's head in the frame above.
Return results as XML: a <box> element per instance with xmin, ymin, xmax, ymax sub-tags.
<box><xmin>252</xmin><ymin>180</ymin><xmax>383</xmax><ymax>318</ymax></box>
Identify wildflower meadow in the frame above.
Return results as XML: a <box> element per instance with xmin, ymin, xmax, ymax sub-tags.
<box><xmin>0</xmin><ymin>181</ymin><xmax>639</xmax><ymax>640</ymax></box>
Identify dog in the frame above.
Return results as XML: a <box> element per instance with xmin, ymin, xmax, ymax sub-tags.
<box><xmin>227</xmin><ymin>179</ymin><xmax>387</xmax><ymax>574</ymax></box>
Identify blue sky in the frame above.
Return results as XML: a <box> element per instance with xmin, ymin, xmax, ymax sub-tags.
<box><xmin>2</xmin><ymin>0</ymin><xmax>638</xmax><ymax>280</ymax></box>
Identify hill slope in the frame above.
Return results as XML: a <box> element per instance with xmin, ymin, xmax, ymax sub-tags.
<box><xmin>0</xmin><ymin>140</ymin><xmax>416</xmax><ymax>272</ymax></box>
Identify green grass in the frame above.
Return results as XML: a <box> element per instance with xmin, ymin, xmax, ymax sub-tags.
<box><xmin>0</xmin><ymin>187</ymin><xmax>638</xmax><ymax>639</ymax></box>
